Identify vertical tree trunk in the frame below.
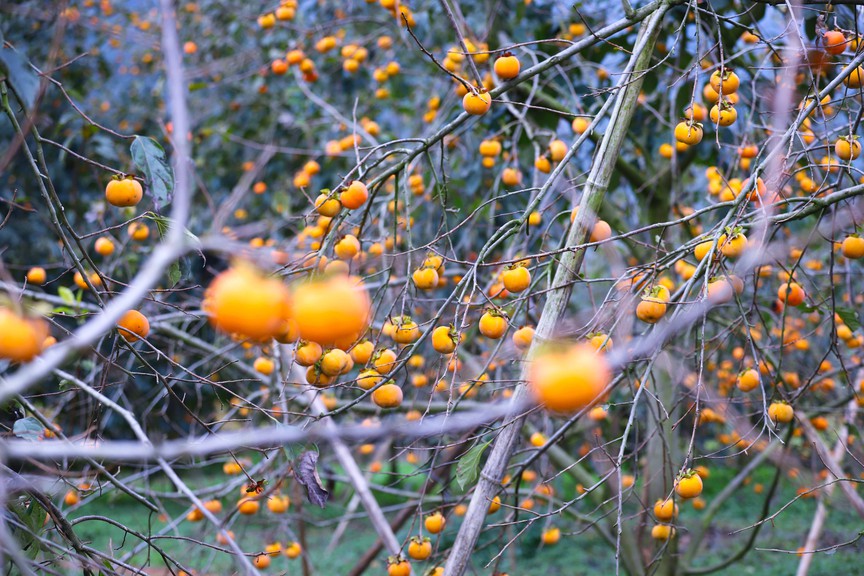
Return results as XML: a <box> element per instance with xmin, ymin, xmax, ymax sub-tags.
<box><xmin>645</xmin><ymin>354</ymin><xmax>680</xmax><ymax>576</ymax></box>
<box><xmin>443</xmin><ymin>6</ymin><xmax>669</xmax><ymax>575</ymax></box>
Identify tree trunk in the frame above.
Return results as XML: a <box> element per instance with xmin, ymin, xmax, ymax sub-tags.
<box><xmin>443</xmin><ymin>6</ymin><xmax>669</xmax><ymax>574</ymax></box>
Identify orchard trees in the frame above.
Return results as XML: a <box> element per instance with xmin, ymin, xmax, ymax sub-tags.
<box><xmin>3</xmin><ymin>1</ymin><xmax>864</xmax><ymax>575</ymax></box>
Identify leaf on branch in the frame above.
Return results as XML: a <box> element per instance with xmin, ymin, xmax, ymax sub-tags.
<box><xmin>0</xmin><ymin>46</ymin><xmax>39</xmax><ymax>111</ymax></box>
<box><xmin>10</xmin><ymin>498</ymin><xmax>45</xmax><ymax>559</ymax></box>
<box><xmin>142</xmin><ymin>211</ymin><xmax>201</xmax><ymax>247</ymax></box>
<box><xmin>131</xmin><ymin>136</ymin><xmax>174</xmax><ymax>206</ymax></box>
<box><xmin>58</xmin><ymin>286</ymin><xmax>76</xmax><ymax>306</ymax></box>
<box><xmin>456</xmin><ymin>440</ymin><xmax>491</xmax><ymax>492</ymax></box>
<box><xmin>20</xmin><ymin>498</ymin><xmax>46</xmax><ymax>534</ymax></box>
<box><xmin>836</xmin><ymin>306</ymin><xmax>861</xmax><ymax>331</ymax></box>
<box><xmin>294</xmin><ymin>451</ymin><xmax>329</xmax><ymax>508</ymax></box>
<box><xmin>145</xmin><ymin>211</ymin><xmax>170</xmax><ymax>237</ymax></box>
<box><xmin>168</xmin><ymin>262</ymin><xmax>182</xmax><ymax>287</ymax></box>
<box><xmin>13</xmin><ymin>417</ymin><xmax>44</xmax><ymax>442</ymax></box>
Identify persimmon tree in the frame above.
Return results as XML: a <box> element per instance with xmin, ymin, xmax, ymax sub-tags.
<box><xmin>2</xmin><ymin>0</ymin><xmax>864</xmax><ymax>575</ymax></box>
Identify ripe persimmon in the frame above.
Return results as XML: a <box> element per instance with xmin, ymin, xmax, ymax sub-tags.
<box><xmin>529</xmin><ymin>432</ymin><xmax>545</xmax><ymax>447</ymax></box>
<box><xmin>479</xmin><ymin>310</ymin><xmax>508</xmax><ymax>339</ymax></box>
<box><xmin>320</xmin><ymin>348</ymin><xmax>350</xmax><ymax>376</ymax></box>
<box><xmin>94</xmin><ymin>237</ymin><xmax>115</xmax><ymax>256</ymax></box>
<box><xmin>479</xmin><ymin>139</ymin><xmax>502</xmax><ymax>157</ymax></box>
<box><xmin>462</xmin><ymin>91</ymin><xmax>491</xmax><ymax>115</ymax></box>
<box><xmin>694</xmin><ymin>239</ymin><xmax>714</xmax><ymax>261</ymax></box>
<box><xmin>502</xmin><ymin>167</ymin><xmax>522</xmax><ymax>186</ymax></box>
<box><xmin>572</xmin><ymin>117</ymin><xmax>590</xmax><ymax>134</ymax></box>
<box><xmin>204</xmin><ymin>264</ymin><xmax>291</xmax><ymax>341</ymax></box>
<box><xmin>202</xmin><ymin>499</ymin><xmax>222</xmax><ymax>514</ymax></box>
<box><xmin>276</xmin><ymin>6</ymin><xmax>294</xmax><ymax>20</ymax></box>
<box><xmin>117</xmin><ymin>310</ymin><xmax>150</xmax><ymax>342</ymax></box>
<box><xmin>502</xmin><ymin>265</ymin><xmax>530</xmax><ymax>293</ymax></box>
<box><xmin>588</xmin><ymin>333</ymin><xmax>612</xmax><ymax>351</ymax></box>
<box><xmin>512</xmin><ymin>325</ymin><xmax>534</xmax><ymax>351</ymax></box>
<box><xmin>548</xmin><ymin>139</ymin><xmax>568</xmax><ymax>162</ymax></box>
<box><xmin>357</xmin><ymin>368</ymin><xmax>383</xmax><ymax>390</ymax></box>
<box><xmin>425</xmin><ymin>511</ymin><xmax>446</xmax><ymax>534</ymax></box>
<box><xmin>373</xmin><ymin>348</ymin><xmax>398</xmax><ymax>374</ymax></box>
<box><xmin>719</xmin><ymin>230</ymin><xmax>747</xmax><ymax>258</ymax></box>
<box><xmin>535</xmin><ymin>155</ymin><xmax>552</xmax><ymax>173</ymax></box>
<box><xmin>844</xmin><ymin>66</ymin><xmax>864</xmax><ymax>88</ymax></box>
<box><xmin>674</xmin><ymin>120</ymin><xmax>703</xmax><ymax>145</ymax></box>
<box><xmin>340</xmin><ymin>180</ymin><xmax>369</xmax><ymax>209</ymax></box>
<box><xmin>258</xmin><ymin>13</ymin><xmax>275</xmax><ymax>28</ymax></box>
<box><xmin>0</xmin><ymin>307</ymin><xmax>49</xmax><ymax>362</ymax></box>
<box><xmin>295</xmin><ymin>341</ymin><xmax>323</xmax><ymax>366</ymax></box>
<box><xmin>64</xmin><ymin>489</ymin><xmax>79</xmax><ymax>506</ymax></box>
<box><xmin>372</xmin><ymin>382</ymin><xmax>403</xmax><ymax>408</ymax></box>
<box><xmin>710</xmin><ymin>101</ymin><xmax>737</xmax><ymax>126</ymax></box>
<box><xmin>267</xmin><ymin>494</ymin><xmax>290</xmax><ymax>514</ymax></box>
<box><xmin>823</xmin><ymin>30</ymin><xmax>847</xmax><ymax>55</ymax></box>
<box><xmin>128</xmin><ymin>222</ymin><xmax>150</xmax><ymax>241</ymax></box>
<box><xmin>237</xmin><ymin>497</ymin><xmax>260</xmax><ymax>515</ymax></box>
<box><xmin>284</xmin><ymin>541</ymin><xmax>302</xmax><ymax>559</ymax></box>
<box><xmin>841</xmin><ymin>235</ymin><xmax>864</xmax><ymax>259</ymax></box>
<box><xmin>391</xmin><ymin>317</ymin><xmax>419</xmax><ymax>345</ymax></box>
<box><xmin>253</xmin><ymin>356</ymin><xmax>274</xmax><ymax>375</ymax></box>
<box><xmin>675</xmin><ymin>470</ymin><xmax>704</xmax><ymax>499</ymax></box>
<box><xmin>541</xmin><ymin>526</ymin><xmax>561</xmax><ymax>545</ymax></box>
<box><xmin>26</xmin><ymin>267</ymin><xmax>46</xmax><ymax>285</ymax></box>
<box><xmin>494</xmin><ymin>53</ymin><xmax>520</xmax><ymax>79</ymax></box>
<box><xmin>407</xmin><ymin>536</ymin><xmax>431</xmax><ymax>560</ymax></box>
<box><xmin>529</xmin><ymin>343</ymin><xmax>610</xmax><ymax>414</ymax></box>
<box><xmin>292</xmin><ymin>275</ymin><xmax>370</xmax><ymax>345</ymax></box>
<box><xmin>314</xmin><ymin>192</ymin><xmax>342</xmax><ymax>217</ymax></box>
<box><xmin>590</xmin><ymin>220</ymin><xmax>612</xmax><ymax>243</ymax></box>
<box><xmin>835</xmin><ymin>136</ymin><xmax>861</xmax><ymax>161</ymax></box>
<box><xmin>334</xmin><ymin>235</ymin><xmax>361</xmax><ymax>260</ymax></box>
<box><xmin>636</xmin><ymin>287</ymin><xmax>668</xmax><ymax>324</ymax></box>
<box><xmin>654</xmin><ymin>499</ymin><xmax>678</xmax><ymax>522</ymax></box>
<box><xmin>412</xmin><ymin>267</ymin><xmax>439</xmax><ymax>290</ymax></box>
<box><xmin>736</xmin><ymin>368</ymin><xmax>760</xmax><ymax>392</ymax></box>
<box><xmin>350</xmin><ymin>340</ymin><xmax>374</xmax><ymax>364</ymax></box>
<box><xmin>429</xmin><ymin>325</ymin><xmax>456</xmax><ymax>354</ymax></box>
<box><xmin>709</xmin><ymin>68</ymin><xmax>740</xmax><ymax>94</ymax></box>
<box><xmin>768</xmin><ymin>401</ymin><xmax>794</xmax><ymax>424</ymax></box>
<box><xmin>105</xmin><ymin>176</ymin><xmax>143</xmax><ymax>207</ymax></box>
<box><xmin>777</xmin><ymin>281</ymin><xmax>805</xmax><ymax>307</ymax></box>
<box><xmin>387</xmin><ymin>558</ymin><xmax>411</xmax><ymax>576</ymax></box>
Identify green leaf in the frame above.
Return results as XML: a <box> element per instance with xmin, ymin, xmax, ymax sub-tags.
<box><xmin>456</xmin><ymin>440</ymin><xmax>491</xmax><ymax>492</ymax></box>
<box><xmin>21</xmin><ymin>498</ymin><xmax>45</xmax><ymax>534</ymax></box>
<box><xmin>168</xmin><ymin>262</ymin><xmax>181</xmax><ymax>287</ymax></box>
<box><xmin>57</xmin><ymin>286</ymin><xmax>76</xmax><ymax>306</ymax></box>
<box><xmin>13</xmin><ymin>417</ymin><xmax>44</xmax><ymax>441</ymax></box>
<box><xmin>10</xmin><ymin>498</ymin><xmax>45</xmax><ymax>559</ymax></box>
<box><xmin>143</xmin><ymin>212</ymin><xmax>201</xmax><ymax>246</ymax></box>
<box><xmin>836</xmin><ymin>306</ymin><xmax>861</xmax><ymax>331</ymax></box>
<box><xmin>144</xmin><ymin>211</ymin><xmax>171</xmax><ymax>237</ymax></box>
<box><xmin>131</xmin><ymin>136</ymin><xmax>174</xmax><ymax>206</ymax></box>
<box><xmin>0</xmin><ymin>46</ymin><xmax>39</xmax><ymax>111</ymax></box>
